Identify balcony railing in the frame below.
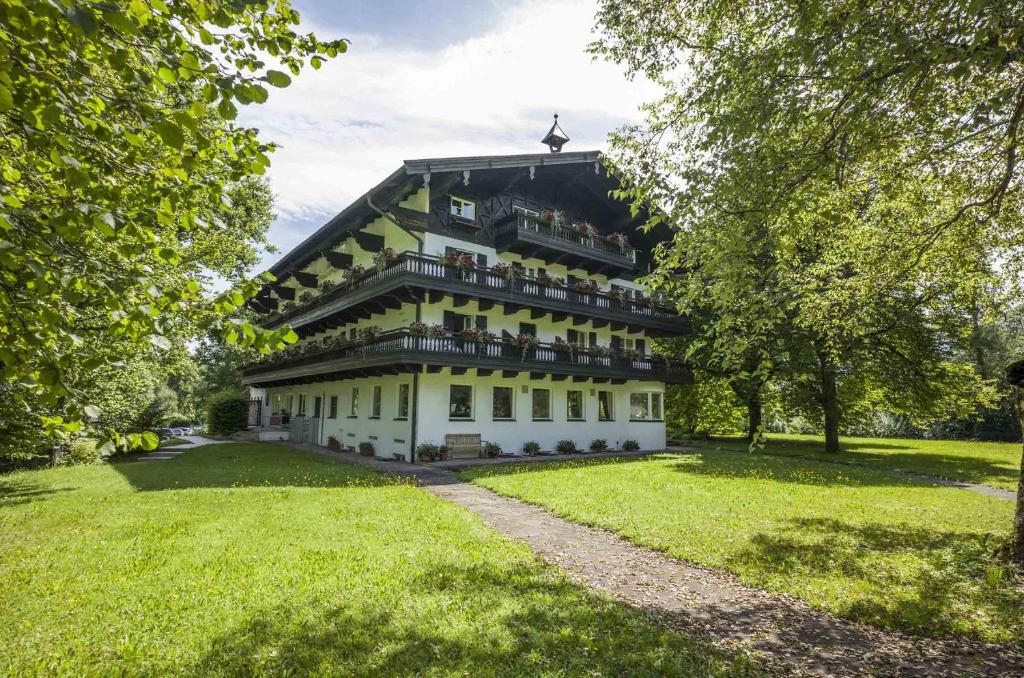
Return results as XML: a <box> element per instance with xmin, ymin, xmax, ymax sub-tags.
<box><xmin>495</xmin><ymin>213</ymin><xmax>637</xmax><ymax>263</ymax></box>
<box><xmin>242</xmin><ymin>329</ymin><xmax>690</xmax><ymax>383</ymax></box>
<box><xmin>263</xmin><ymin>251</ymin><xmax>679</xmax><ymax>329</ymax></box>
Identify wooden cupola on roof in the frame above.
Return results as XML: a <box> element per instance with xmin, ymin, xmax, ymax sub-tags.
<box><xmin>541</xmin><ymin>113</ymin><xmax>569</xmax><ymax>153</ymax></box>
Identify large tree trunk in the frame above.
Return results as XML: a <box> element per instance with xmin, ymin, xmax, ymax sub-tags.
<box><xmin>1007</xmin><ymin>360</ymin><xmax>1024</xmax><ymax>565</ymax></box>
<box><xmin>746</xmin><ymin>390</ymin><xmax>763</xmax><ymax>443</ymax></box>
<box><xmin>816</xmin><ymin>347</ymin><xmax>841</xmax><ymax>454</ymax></box>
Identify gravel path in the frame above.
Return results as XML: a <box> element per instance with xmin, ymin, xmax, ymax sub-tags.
<box><xmin>294</xmin><ymin>443</ymin><xmax>1024</xmax><ymax>676</ymax></box>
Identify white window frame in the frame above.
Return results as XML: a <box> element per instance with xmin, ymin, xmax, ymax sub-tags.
<box><xmin>450</xmin><ymin>196</ymin><xmax>476</xmax><ymax>221</ymax></box>
<box><xmin>349</xmin><ymin>387</ymin><xmax>359</xmax><ymax>417</ymax></box>
<box><xmin>297</xmin><ymin>393</ymin><xmax>307</xmax><ymax>416</ymax></box>
<box><xmin>449</xmin><ymin>384</ymin><xmax>474</xmax><ymax>420</ymax></box>
<box><xmin>629</xmin><ymin>392</ymin><xmax>664</xmax><ymax>421</ymax></box>
<box><xmin>532</xmin><ymin>388</ymin><xmax>551</xmax><ymax>421</ymax></box>
<box><xmin>396</xmin><ymin>383</ymin><xmax>410</xmax><ymax>419</ymax></box>
<box><xmin>492</xmin><ymin>386</ymin><xmax>515</xmax><ymax>421</ymax></box>
<box><xmin>371</xmin><ymin>385</ymin><xmax>382</xmax><ymax>418</ymax></box>
<box><xmin>598</xmin><ymin>391</ymin><xmax>614</xmax><ymax>421</ymax></box>
<box><xmin>566</xmin><ymin>389</ymin><xmax>585</xmax><ymax>421</ymax></box>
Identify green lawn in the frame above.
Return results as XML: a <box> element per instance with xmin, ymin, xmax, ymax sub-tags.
<box><xmin>463</xmin><ymin>451</ymin><xmax>1023</xmax><ymax>643</ymax></box>
<box><xmin>0</xmin><ymin>444</ymin><xmax>755</xmax><ymax>676</ymax></box>
<box><xmin>685</xmin><ymin>433</ymin><xmax>1022</xmax><ymax>491</ymax></box>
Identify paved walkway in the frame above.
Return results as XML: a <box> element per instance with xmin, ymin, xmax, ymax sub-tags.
<box><xmin>290</xmin><ymin>443</ymin><xmax>1024</xmax><ymax>676</ymax></box>
<box><xmin>677</xmin><ymin>444</ymin><xmax>1018</xmax><ymax>501</ymax></box>
<box><xmin>134</xmin><ymin>435</ymin><xmax>227</xmax><ymax>462</ymax></box>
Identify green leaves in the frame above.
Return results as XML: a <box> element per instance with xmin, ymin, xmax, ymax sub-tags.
<box><xmin>263</xmin><ymin>70</ymin><xmax>292</xmax><ymax>87</ymax></box>
<box><xmin>154</xmin><ymin>120</ymin><xmax>184</xmax><ymax>148</ymax></box>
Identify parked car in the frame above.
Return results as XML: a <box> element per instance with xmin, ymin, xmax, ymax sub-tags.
<box><xmin>155</xmin><ymin>428</ymin><xmax>174</xmax><ymax>439</ymax></box>
<box><xmin>180</xmin><ymin>427</ymin><xmax>193</xmax><ymax>435</ymax></box>
<box><xmin>170</xmin><ymin>428</ymin><xmax>186</xmax><ymax>436</ymax></box>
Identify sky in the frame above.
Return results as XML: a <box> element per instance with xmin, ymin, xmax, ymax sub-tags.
<box><xmin>239</xmin><ymin>0</ymin><xmax>659</xmax><ymax>272</ymax></box>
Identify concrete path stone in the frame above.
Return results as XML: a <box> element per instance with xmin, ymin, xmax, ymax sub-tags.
<box><xmin>135</xmin><ymin>435</ymin><xmax>227</xmax><ymax>462</ymax></box>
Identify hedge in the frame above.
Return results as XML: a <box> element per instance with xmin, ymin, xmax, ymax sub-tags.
<box><xmin>206</xmin><ymin>392</ymin><xmax>249</xmax><ymax>435</ymax></box>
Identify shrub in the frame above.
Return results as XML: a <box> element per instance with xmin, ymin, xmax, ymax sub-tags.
<box><xmin>60</xmin><ymin>439</ymin><xmax>102</xmax><ymax>466</ymax></box>
<box><xmin>522</xmin><ymin>440</ymin><xmax>540</xmax><ymax>456</ymax></box>
<box><xmin>358</xmin><ymin>441</ymin><xmax>374</xmax><ymax>457</ymax></box>
<box><xmin>484</xmin><ymin>441</ymin><xmax>502</xmax><ymax>457</ymax></box>
<box><xmin>622</xmin><ymin>439</ymin><xmax>640</xmax><ymax>452</ymax></box>
<box><xmin>416</xmin><ymin>442</ymin><xmax>439</xmax><ymax>462</ymax></box>
<box><xmin>589</xmin><ymin>439</ymin><xmax>608</xmax><ymax>452</ymax></box>
<box><xmin>206</xmin><ymin>391</ymin><xmax>249</xmax><ymax>435</ymax></box>
<box><xmin>555</xmin><ymin>439</ymin><xmax>577</xmax><ymax>454</ymax></box>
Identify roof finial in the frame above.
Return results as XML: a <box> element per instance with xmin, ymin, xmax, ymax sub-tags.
<box><xmin>541</xmin><ymin>113</ymin><xmax>569</xmax><ymax>153</ymax></box>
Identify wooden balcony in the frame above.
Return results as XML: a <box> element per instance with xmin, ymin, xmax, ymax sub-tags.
<box><xmin>241</xmin><ymin>330</ymin><xmax>692</xmax><ymax>387</ymax></box>
<box><xmin>493</xmin><ymin>213</ymin><xmax>637</xmax><ymax>276</ymax></box>
<box><xmin>261</xmin><ymin>252</ymin><xmax>688</xmax><ymax>338</ymax></box>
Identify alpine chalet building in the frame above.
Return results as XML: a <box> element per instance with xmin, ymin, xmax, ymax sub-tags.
<box><xmin>243</xmin><ymin>121</ymin><xmax>690</xmax><ymax>460</ymax></box>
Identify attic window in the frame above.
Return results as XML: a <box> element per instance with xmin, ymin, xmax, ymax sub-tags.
<box><xmin>450</xmin><ymin>196</ymin><xmax>475</xmax><ymax>221</ymax></box>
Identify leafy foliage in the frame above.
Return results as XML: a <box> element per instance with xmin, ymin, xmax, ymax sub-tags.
<box><xmin>206</xmin><ymin>391</ymin><xmax>249</xmax><ymax>436</ymax></box>
<box><xmin>0</xmin><ymin>0</ymin><xmax>338</xmax><ymax>450</ymax></box>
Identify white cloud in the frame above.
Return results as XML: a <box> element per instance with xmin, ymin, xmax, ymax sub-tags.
<box><xmin>239</xmin><ymin>0</ymin><xmax>658</xmax><ymax>269</ymax></box>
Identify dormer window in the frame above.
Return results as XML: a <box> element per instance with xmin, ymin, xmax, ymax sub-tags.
<box><xmin>449</xmin><ymin>196</ymin><xmax>475</xmax><ymax>221</ymax></box>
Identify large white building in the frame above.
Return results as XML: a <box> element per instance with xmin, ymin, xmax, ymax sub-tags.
<box><xmin>243</xmin><ymin>131</ymin><xmax>691</xmax><ymax>461</ymax></box>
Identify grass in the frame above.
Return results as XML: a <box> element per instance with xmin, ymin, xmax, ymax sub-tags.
<box><xmin>683</xmin><ymin>433</ymin><xmax>1022</xmax><ymax>491</ymax></box>
<box><xmin>159</xmin><ymin>437</ymin><xmax>190</xmax><ymax>448</ymax></box>
<box><xmin>0</xmin><ymin>443</ymin><xmax>755</xmax><ymax>676</ymax></box>
<box><xmin>462</xmin><ymin>450</ymin><xmax>1023</xmax><ymax>643</ymax></box>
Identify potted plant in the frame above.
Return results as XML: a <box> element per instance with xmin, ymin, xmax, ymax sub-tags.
<box><xmin>574</xmin><ymin>221</ymin><xmax>598</xmax><ymax>237</ymax></box>
<box><xmin>372</xmin><ymin>247</ymin><xmax>399</xmax><ymax>271</ymax></box>
<box><xmin>620</xmin><ymin>347</ymin><xmax>641</xmax><ymax>360</ymax></box>
<box><xmin>606</xmin><ymin>232</ymin><xmax>629</xmax><ymax>247</ymax></box>
<box><xmin>607</xmin><ymin>288</ymin><xmax>628</xmax><ymax>304</ymax></box>
<box><xmin>357</xmin><ymin>325</ymin><xmax>381</xmax><ymax>343</ymax></box>
<box><xmin>634</xmin><ymin>293</ymin><xmax>652</xmax><ymax>307</ymax></box>
<box><xmin>438</xmin><ymin>445</ymin><xmax>450</xmax><ymax>460</ymax></box>
<box><xmin>299</xmin><ymin>290</ymin><xmax>315</xmax><ymax>303</ymax></box>
<box><xmin>319</xmin><ymin>279</ymin><xmax>338</xmax><ymax>293</ymax></box>
<box><xmin>345</xmin><ymin>264</ymin><xmax>367</xmax><ymax>285</ymax></box>
<box><xmin>456</xmin><ymin>327</ymin><xmax>481</xmax><ymax>342</ymax></box>
<box><xmin>409</xmin><ymin>321</ymin><xmax>428</xmax><ymax>337</ymax></box>
<box><xmin>537</xmin><ymin>272</ymin><xmax>565</xmax><ymax>288</ymax></box>
<box><xmin>358</xmin><ymin>441</ymin><xmax>374</xmax><ymax>457</ymax></box>
<box><xmin>573</xmin><ymin>279</ymin><xmax>600</xmax><ymax>294</ymax></box>
<box><xmin>484</xmin><ymin>441</ymin><xmax>502</xmax><ymax>458</ymax></box>
<box><xmin>438</xmin><ymin>252</ymin><xmax>476</xmax><ymax>271</ymax></box>
<box><xmin>416</xmin><ymin>442</ymin><xmax>438</xmax><ymax>462</ymax></box>
<box><xmin>427</xmin><ymin>323</ymin><xmax>448</xmax><ymax>339</ymax></box>
<box><xmin>490</xmin><ymin>261</ymin><xmax>524</xmax><ymax>284</ymax></box>
<box><xmin>537</xmin><ymin>210</ymin><xmax>555</xmax><ymax>225</ymax></box>
<box><xmin>555</xmin><ymin>439</ymin><xmax>577</xmax><ymax>454</ymax></box>
<box><xmin>622</xmin><ymin>439</ymin><xmax>640</xmax><ymax>452</ymax></box>
<box><xmin>522</xmin><ymin>440</ymin><xmax>540</xmax><ymax>456</ymax></box>
<box><xmin>509</xmin><ymin>333</ymin><xmax>539</xmax><ymax>360</ymax></box>
<box><xmin>551</xmin><ymin>337</ymin><xmax>573</xmax><ymax>356</ymax></box>
<box><xmin>589</xmin><ymin>438</ymin><xmax>608</xmax><ymax>453</ymax></box>
<box><xmin>327</xmin><ymin>435</ymin><xmax>341</xmax><ymax>450</ymax></box>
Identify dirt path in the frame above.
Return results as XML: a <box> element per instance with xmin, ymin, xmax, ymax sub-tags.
<box><xmin>296</xmin><ymin>443</ymin><xmax>1024</xmax><ymax>676</ymax></box>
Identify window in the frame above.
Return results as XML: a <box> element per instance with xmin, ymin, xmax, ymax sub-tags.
<box><xmin>630</xmin><ymin>392</ymin><xmax>664</xmax><ymax>421</ymax></box>
<box><xmin>313</xmin><ymin>396</ymin><xmax>322</xmax><ymax>418</ymax></box>
<box><xmin>492</xmin><ymin>387</ymin><xmax>514</xmax><ymax>420</ymax></box>
<box><xmin>287</xmin><ymin>395</ymin><xmax>293</xmax><ymax>415</ymax></box>
<box><xmin>518</xmin><ymin>322</ymin><xmax>537</xmax><ymax>337</ymax></box>
<box><xmin>449</xmin><ymin>385</ymin><xmax>473</xmax><ymax>419</ymax></box>
<box><xmin>371</xmin><ymin>385</ymin><xmax>382</xmax><ymax>418</ymax></box>
<box><xmin>264</xmin><ymin>393</ymin><xmax>270</xmax><ymax>405</ymax></box>
<box><xmin>350</xmin><ymin>387</ymin><xmax>359</xmax><ymax>417</ymax></box>
<box><xmin>567</xmin><ymin>390</ymin><xmax>584</xmax><ymax>420</ymax></box>
<box><xmin>328</xmin><ymin>396</ymin><xmax>338</xmax><ymax>419</ymax></box>
<box><xmin>450</xmin><ymin>196</ymin><xmax>476</xmax><ymax>221</ymax></box>
<box><xmin>598</xmin><ymin>391</ymin><xmax>613</xmax><ymax>421</ymax></box>
<box><xmin>397</xmin><ymin>384</ymin><xmax>410</xmax><ymax>419</ymax></box>
<box><xmin>532</xmin><ymin>388</ymin><xmax>551</xmax><ymax>420</ymax></box>
<box><xmin>297</xmin><ymin>393</ymin><xmax>307</xmax><ymax>416</ymax></box>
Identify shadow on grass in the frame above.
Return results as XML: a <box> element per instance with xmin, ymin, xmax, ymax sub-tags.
<box><xmin>0</xmin><ymin>477</ymin><xmax>73</xmax><ymax>507</ymax></box>
<box><xmin>728</xmin><ymin>516</ymin><xmax>1023</xmax><ymax>640</ymax></box>
<box><xmin>458</xmin><ymin>452</ymin><xmax>664</xmax><ymax>482</ymax></box>
<box><xmin>188</xmin><ymin>562</ymin><xmax>755</xmax><ymax>677</ymax></box>
<box><xmin>113</xmin><ymin>443</ymin><xmax>398</xmax><ymax>492</ymax></box>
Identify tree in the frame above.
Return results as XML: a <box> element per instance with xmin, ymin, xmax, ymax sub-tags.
<box><xmin>1007</xmin><ymin>359</ymin><xmax>1024</xmax><ymax>564</ymax></box>
<box><xmin>592</xmin><ymin>0</ymin><xmax>1022</xmax><ymax>453</ymax></box>
<box><xmin>0</xmin><ymin>1</ymin><xmax>343</xmax><ymax>450</ymax></box>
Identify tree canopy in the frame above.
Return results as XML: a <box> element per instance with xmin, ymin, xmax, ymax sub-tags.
<box><xmin>0</xmin><ymin>0</ymin><xmax>344</xmax><ymax>451</ymax></box>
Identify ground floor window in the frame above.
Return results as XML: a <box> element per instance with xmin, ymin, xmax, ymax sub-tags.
<box><xmin>397</xmin><ymin>384</ymin><xmax>410</xmax><ymax>419</ymax></box>
<box><xmin>328</xmin><ymin>395</ymin><xmax>338</xmax><ymax>418</ymax></box>
<box><xmin>297</xmin><ymin>393</ymin><xmax>307</xmax><ymax>416</ymax></box>
<box><xmin>598</xmin><ymin>391</ymin><xmax>613</xmax><ymax>421</ymax></box>
<box><xmin>350</xmin><ymin>387</ymin><xmax>359</xmax><ymax>417</ymax></box>
<box><xmin>532</xmin><ymin>388</ymin><xmax>551</xmax><ymax>420</ymax></box>
<box><xmin>492</xmin><ymin>386</ymin><xmax>514</xmax><ymax>420</ymax></box>
<box><xmin>566</xmin><ymin>389</ymin><xmax>584</xmax><ymax>420</ymax></box>
<box><xmin>630</xmin><ymin>392</ymin><xmax>663</xmax><ymax>421</ymax></box>
<box><xmin>313</xmin><ymin>396</ymin><xmax>321</xmax><ymax>418</ymax></box>
<box><xmin>371</xmin><ymin>385</ymin><xmax>382</xmax><ymax>418</ymax></box>
<box><xmin>450</xmin><ymin>385</ymin><xmax>473</xmax><ymax>420</ymax></box>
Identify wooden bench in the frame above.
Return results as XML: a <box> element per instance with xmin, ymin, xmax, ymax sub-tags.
<box><xmin>445</xmin><ymin>433</ymin><xmax>482</xmax><ymax>459</ymax></box>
